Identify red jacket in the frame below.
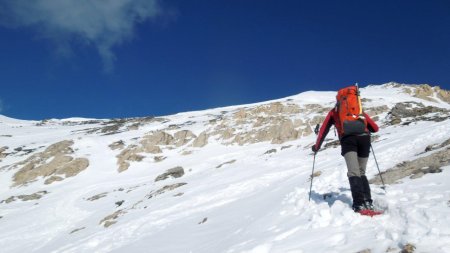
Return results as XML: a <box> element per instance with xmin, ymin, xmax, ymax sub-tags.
<box><xmin>313</xmin><ymin>109</ymin><xmax>379</xmax><ymax>151</ymax></box>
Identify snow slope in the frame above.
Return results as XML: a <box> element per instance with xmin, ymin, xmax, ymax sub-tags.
<box><xmin>1</xmin><ymin>83</ymin><xmax>450</xmax><ymax>253</ymax></box>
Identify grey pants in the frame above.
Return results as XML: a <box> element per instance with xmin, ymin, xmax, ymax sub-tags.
<box><xmin>344</xmin><ymin>151</ymin><xmax>369</xmax><ymax>177</ymax></box>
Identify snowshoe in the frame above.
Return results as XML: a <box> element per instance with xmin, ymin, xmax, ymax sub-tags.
<box><xmin>358</xmin><ymin>209</ymin><xmax>384</xmax><ymax>217</ymax></box>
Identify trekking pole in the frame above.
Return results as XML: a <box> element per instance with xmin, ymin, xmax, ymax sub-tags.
<box><xmin>370</xmin><ymin>144</ymin><xmax>386</xmax><ymax>191</ymax></box>
<box><xmin>309</xmin><ymin>152</ymin><xmax>317</xmax><ymax>202</ymax></box>
<box><xmin>309</xmin><ymin>124</ymin><xmax>320</xmax><ymax>202</ymax></box>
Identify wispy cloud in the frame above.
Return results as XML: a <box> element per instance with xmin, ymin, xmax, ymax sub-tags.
<box><xmin>0</xmin><ymin>0</ymin><xmax>161</xmax><ymax>72</ymax></box>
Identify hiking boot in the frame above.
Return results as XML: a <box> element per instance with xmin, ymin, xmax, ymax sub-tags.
<box><xmin>364</xmin><ymin>200</ymin><xmax>375</xmax><ymax>211</ymax></box>
<box><xmin>352</xmin><ymin>204</ymin><xmax>366</xmax><ymax>212</ymax></box>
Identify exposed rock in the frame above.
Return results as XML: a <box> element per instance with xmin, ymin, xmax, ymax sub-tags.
<box><xmin>271</xmin><ymin>119</ymin><xmax>299</xmax><ymax>144</ymax></box>
<box><xmin>198</xmin><ymin>217</ymin><xmax>208</xmax><ymax>224</ymax></box>
<box><xmin>117</xmin><ymin>130</ymin><xmax>183</xmax><ymax>172</ymax></box>
<box><xmin>140</xmin><ymin>145</ymin><xmax>162</xmax><ymax>154</ymax></box>
<box><xmin>109</xmin><ymin>140</ymin><xmax>125</xmax><ymax>150</ymax></box>
<box><xmin>423</xmin><ymin>138</ymin><xmax>450</xmax><ymax>153</ymax></box>
<box><xmin>370</xmin><ymin>147</ymin><xmax>450</xmax><ymax>185</ymax></box>
<box><xmin>127</xmin><ymin>123</ymin><xmax>140</xmax><ymax>131</ymax></box>
<box><xmin>70</xmin><ymin>227</ymin><xmax>86</xmax><ymax>234</ymax></box>
<box><xmin>59</xmin><ymin>158</ymin><xmax>90</xmax><ymax>177</ymax></box>
<box><xmin>216</xmin><ymin>160</ymin><xmax>237</xmax><ymax>168</ymax></box>
<box><xmin>233</xmin><ymin>108</ymin><xmax>247</xmax><ymax>120</ymax></box>
<box><xmin>81</xmin><ymin>117</ymin><xmax>167</xmax><ymax>135</ymax></box>
<box><xmin>115</xmin><ymin>200</ymin><xmax>125</xmax><ymax>207</ymax></box>
<box><xmin>141</xmin><ymin>131</ymin><xmax>175</xmax><ymax>146</ymax></box>
<box><xmin>192</xmin><ymin>131</ymin><xmax>209</xmax><ymax>148</ymax></box>
<box><xmin>304</xmin><ymin>104</ymin><xmax>330</xmax><ymax>114</ymax></box>
<box><xmin>209</xmin><ymin>102</ymin><xmax>324</xmax><ymax>146</ymax></box>
<box><xmin>218</xmin><ymin>128</ymin><xmax>235</xmax><ymax>140</ymax></box>
<box><xmin>403</xmin><ymin>84</ymin><xmax>450</xmax><ymax>104</ymax></box>
<box><xmin>17</xmin><ymin>191</ymin><xmax>48</xmax><ymax>201</ymax></box>
<box><xmin>44</xmin><ymin>176</ymin><xmax>64</xmax><ymax>185</ymax></box>
<box><xmin>0</xmin><ymin>146</ymin><xmax>8</xmax><ymax>159</ymax></box>
<box><xmin>12</xmin><ymin>140</ymin><xmax>89</xmax><ymax>186</ymax></box>
<box><xmin>324</xmin><ymin>139</ymin><xmax>340</xmax><ymax>149</ymax></box>
<box><xmin>181</xmin><ymin>150</ymin><xmax>193</xmax><ymax>156</ymax></box>
<box><xmin>281</xmin><ymin>145</ymin><xmax>293</xmax><ymax>150</ymax></box>
<box><xmin>355</xmin><ymin>249</ymin><xmax>371</xmax><ymax>253</ymax></box>
<box><xmin>86</xmin><ymin>192</ymin><xmax>108</xmax><ymax>201</ymax></box>
<box><xmin>154</xmin><ymin>156</ymin><xmax>167</xmax><ymax>162</ymax></box>
<box><xmin>436</xmin><ymin>87</ymin><xmax>450</xmax><ymax>103</ymax></box>
<box><xmin>401</xmin><ymin>243</ymin><xmax>416</xmax><ymax>253</ymax></box>
<box><xmin>411</xmin><ymin>84</ymin><xmax>437</xmax><ymax>102</ymax></box>
<box><xmin>310</xmin><ymin>171</ymin><xmax>322</xmax><ymax>181</ymax></box>
<box><xmin>147</xmin><ymin>183</ymin><xmax>187</xmax><ymax>199</ymax></box>
<box><xmin>116</xmin><ymin>146</ymin><xmax>148</xmax><ymax>172</ymax></box>
<box><xmin>364</xmin><ymin>105</ymin><xmax>390</xmax><ymax>117</ymax></box>
<box><xmin>387</xmin><ymin>102</ymin><xmax>449</xmax><ymax>125</ymax></box>
<box><xmin>155</xmin><ymin>167</ymin><xmax>185</xmax><ymax>182</ymax></box>
<box><xmin>310</xmin><ymin>115</ymin><xmax>326</xmax><ymax>127</ymax></box>
<box><xmin>99</xmin><ymin>210</ymin><xmax>126</xmax><ymax>228</ymax></box>
<box><xmin>264</xmin><ymin>149</ymin><xmax>277</xmax><ymax>155</ymax></box>
<box><xmin>2</xmin><ymin>191</ymin><xmax>49</xmax><ymax>204</ymax></box>
<box><xmin>174</xmin><ymin>130</ymin><xmax>197</xmax><ymax>147</ymax></box>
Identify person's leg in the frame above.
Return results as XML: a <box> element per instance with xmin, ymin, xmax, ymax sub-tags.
<box><xmin>357</xmin><ymin>135</ymin><xmax>373</xmax><ymax>209</ymax></box>
<box><xmin>344</xmin><ymin>151</ymin><xmax>365</xmax><ymax>211</ymax></box>
<box><xmin>358</xmin><ymin>156</ymin><xmax>372</xmax><ymax>202</ymax></box>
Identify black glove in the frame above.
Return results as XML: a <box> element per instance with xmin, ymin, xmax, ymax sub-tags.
<box><xmin>311</xmin><ymin>145</ymin><xmax>318</xmax><ymax>153</ymax></box>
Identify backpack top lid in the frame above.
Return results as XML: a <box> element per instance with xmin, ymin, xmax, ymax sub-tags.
<box><xmin>336</xmin><ymin>85</ymin><xmax>359</xmax><ymax>101</ymax></box>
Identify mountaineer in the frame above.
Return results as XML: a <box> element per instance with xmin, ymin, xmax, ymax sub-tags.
<box><xmin>312</xmin><ymin>85</ymin><xmax>379</xmax><ymax>212</ymax></box>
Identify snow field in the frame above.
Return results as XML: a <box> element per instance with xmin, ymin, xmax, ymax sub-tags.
<box><xmin>1</xmin><ymin>84</ymin><xmax>450</xmax><ymax>252</ymax></box>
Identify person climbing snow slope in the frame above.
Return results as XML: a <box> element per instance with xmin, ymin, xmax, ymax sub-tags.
<box><xmin>312</xmin><ymin>84</ymin><xmax>379</xmax><ymax>212</ymax></box>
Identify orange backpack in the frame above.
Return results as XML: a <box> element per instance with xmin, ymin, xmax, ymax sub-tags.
<box><xmin>335</xmin><ymin>85</ymin><xmax>367</xmax><ymax>136</ymax></box>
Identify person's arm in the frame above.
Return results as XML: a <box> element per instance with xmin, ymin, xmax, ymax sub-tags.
<box><xmin>364</xmin><ymin>113</ymin><xmax>379</xmax><ymax>133</ymax></box>
<box><xmin>313</xmin><ymin>110</ymin><xmax>334</xmax><ymax>152</ymax></box>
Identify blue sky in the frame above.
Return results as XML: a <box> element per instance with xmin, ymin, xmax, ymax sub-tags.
<box><xmin>1</xmin><ymin>0</ymin><xmax>449</xmax><ymax>120</ymax></box>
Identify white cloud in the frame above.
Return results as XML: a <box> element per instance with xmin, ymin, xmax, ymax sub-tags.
<box><xmin>0</xmin><ymin>0</ymin><xmax>161</xmax><ymax>72</ymax></box>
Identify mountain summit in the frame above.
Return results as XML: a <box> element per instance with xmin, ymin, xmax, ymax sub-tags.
<box><xmin>1</xmin><ymin>83</ymin><xmax>450</xmax><ymax>253</ymax></box>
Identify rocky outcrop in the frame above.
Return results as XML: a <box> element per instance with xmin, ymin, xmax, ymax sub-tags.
<box><xmin>192</xmin><ymin>131</ymin><xmax>209</xmax><ymax>147</ymax></box>
<box><xmin>86</xmin><ymin>192</ymin><xmax>108</xmax><ymax>201</ymax></box>
<box><xmin>216</xmin><ymin>160</ymin><xmax>237</xmax><ymax>168</ymax></box>
<box><xmin>116</xmin><ymin>130</ymin><xmax>196</xmax><ymax>172</ymax></box>
<box><xmin>370</xmin><ymin>147</ymin><xmax>450</xmax><ymax>185</ymax></box>
<box><xmin>174</xmin><ymin>130</ymin><xmax>196</xmax><ymax>147</ymax></box>
<box><xmin>408</xmin><ymin>84</ymin><xmax>437</xmax><ymax>102</ymax></box>
<box><xmin>155</xmin><ymin>167</ymin><xmax>185</xmax><ymax>182</ymax></box>
<box><xmin>436</xmin><ymin>87</ymin><xmax>450</xmax><ymax>103</ymax></box>
<box><xmin>0</xmin><ymin>146</ymin><xmax>8</xmax><ymax>162</ymax></box>
<box><xmin>99</xmin><ymin>210</ymin><xmax>126</xmax><ymax>228</ymax></box>
<box><xmin>109</xmin><ymin>140</ymin><xmax>125</xmax><ymax>150</ymax></box>
<box><xmin>386</xmin><ymin>102</ymin><xmax>449</xmax><ymax>125</ymax></box>
<box><xmin>402</xmin><ymin>84</ymin><xmax>450</xmax><ymax>104</ymax></box>
<box><xmin>142</xmin><ymin>131</ymin><xmax>175</xmax><ymax>146</ymax></box>
<box><xmin>147</xmin><ymin>182</ymin><xmax>187</xmax><ymax>199</ymax></box>
<box><xmin>81</xmin><ymin>117</ymin><xmax>168</xmax><ymax>135</ymax></box>
<box><xmin>271</xmin><ymin>119</ymin><xmax>299</xmax><ymax>144</ymax></box>
<box><xmin>12</xmin><ymin>140</ymin><xmax>89</xmax><ymax>186</ymax></box>
<box><xmin>1</xmin><ymin>191</ymin><xmax>48</xmax><ymax>204</ymax></box>
<box><xmin>116</xmin><ymin>146</ymin><xmax>147</xmax><ymax>172</ymax></box>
